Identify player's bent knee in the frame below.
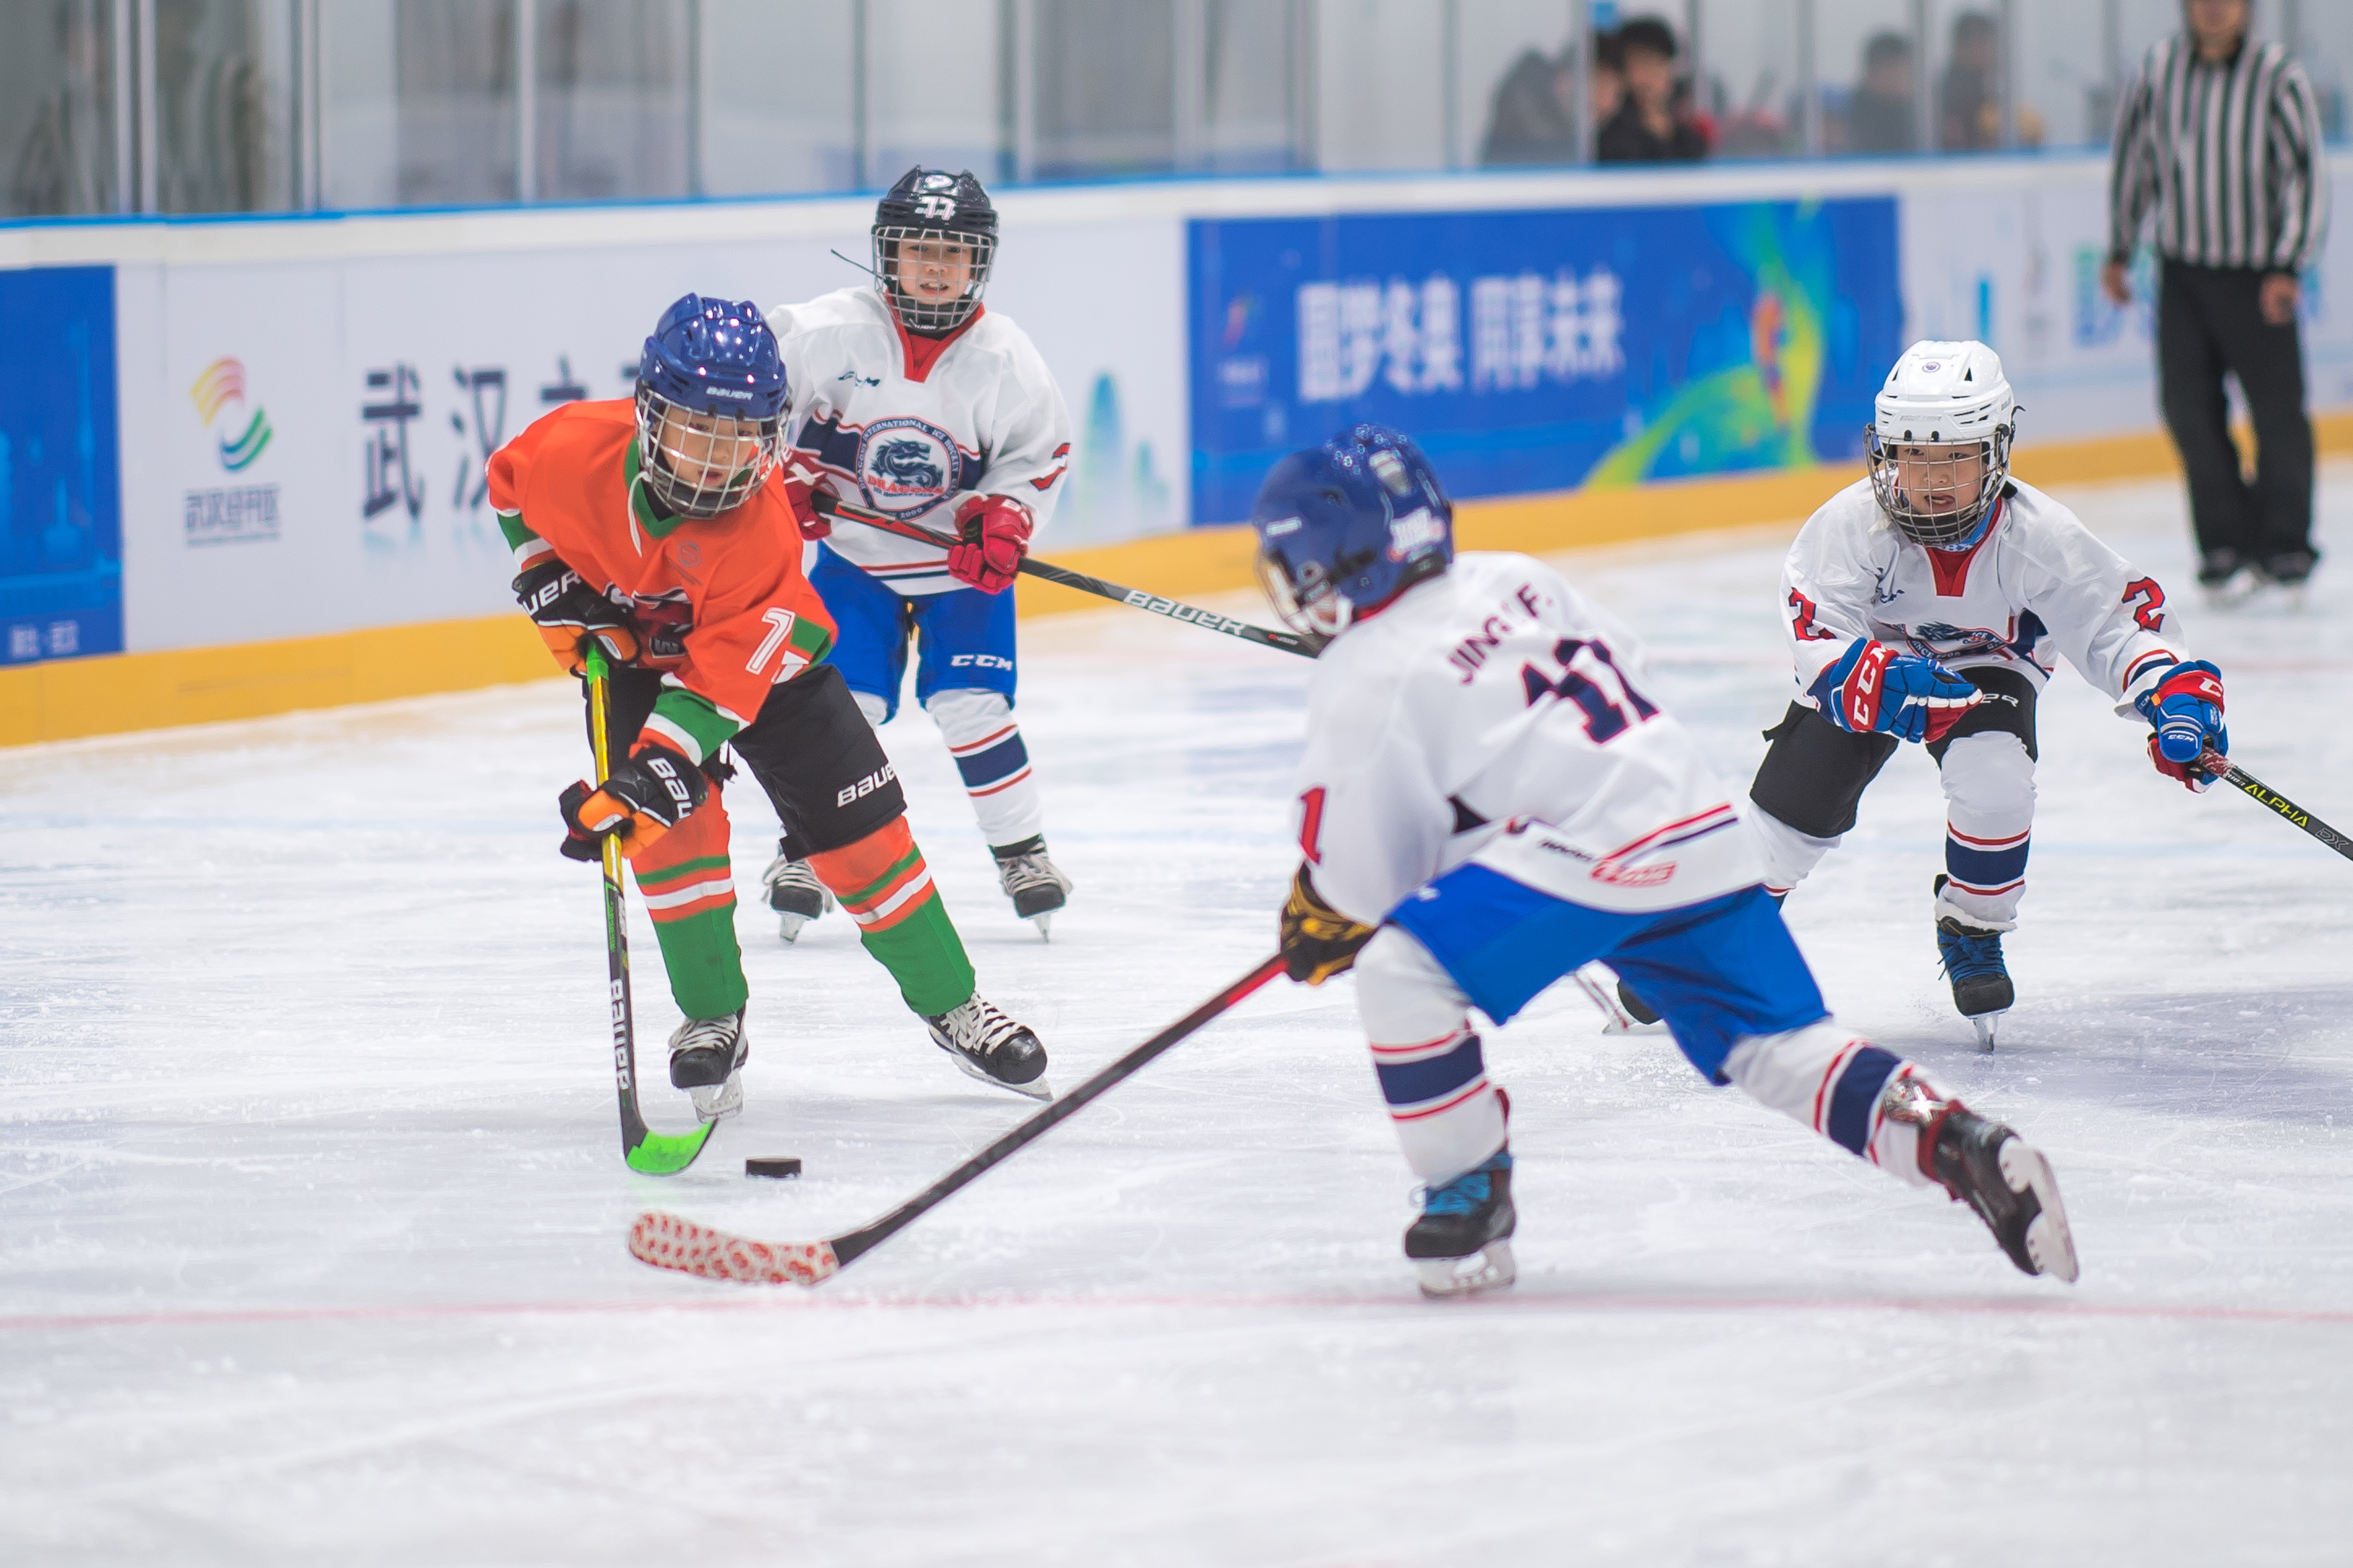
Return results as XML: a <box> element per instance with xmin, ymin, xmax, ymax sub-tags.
<box><xmin>1939</xmin><ymin>731</ymin><xmax>2037</xmax><ymax>821</ymax></box>
<box><xmin>924</xmin><ymin>686</ymin><xmax>1013</xmax><ymax>741</ymax></box>
<box><xmin>1355</xmin><ymin>925</ymin><xmax>1473</xmax><ymax>1046</ymax></box>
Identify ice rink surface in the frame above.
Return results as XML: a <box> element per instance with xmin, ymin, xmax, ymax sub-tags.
<box><xmin>5</xmin><ymin>472</ymin><xmax>2352</xmax><ymax>1566</ymax></box>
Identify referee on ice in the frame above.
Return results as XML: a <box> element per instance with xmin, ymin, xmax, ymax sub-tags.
<box><xmin>2104</xmin><ymin>0</ymin><xmax>2329</xmax><ymax>595</ymax></box>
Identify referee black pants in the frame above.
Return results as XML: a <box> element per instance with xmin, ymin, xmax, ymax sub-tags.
<box><xmin>2157</xmin><ymin>259</ymin><xmax>2314</xmax><ymax>569</ymax></box>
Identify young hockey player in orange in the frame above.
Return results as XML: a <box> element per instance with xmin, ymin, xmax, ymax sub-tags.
<box><xmin>491</xmin><ymin>293</ymin><xmax>1049</xmax><ymax>1120</ymax></box>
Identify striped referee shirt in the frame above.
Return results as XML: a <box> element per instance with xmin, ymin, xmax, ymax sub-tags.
<box><xmin>2108</xmin><ymin>34</ymin><xmax>2329</xmax><ymax>274</ymax></box>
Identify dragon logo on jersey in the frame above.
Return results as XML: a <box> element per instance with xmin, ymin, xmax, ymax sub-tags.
<box><xmin>1905</xmin><ymin>612</ymin><xmax>2047</xmax><ymax>666</ymax></box>
<box><xmin>856</xmin><ymin>417</ymin><xmax>959</xmax><ymax>518</ymax></box>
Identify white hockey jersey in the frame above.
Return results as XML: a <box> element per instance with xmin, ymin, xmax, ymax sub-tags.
<box><xmin>1296</xmin><ymin>552</ymin><xmax>1764</xmax><ymax>926</ymax></box>
<box><xmin>1782</xmin><ymin>478</ymin><xmax>2188</xmax><ymax>716</ymax></box>
<box><xmin>766</xmin><ymin>286</ymin><xmax>1073</xmax><ymax>595</ymax></box>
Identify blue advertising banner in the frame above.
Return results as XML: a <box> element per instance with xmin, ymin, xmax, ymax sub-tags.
<box><xmin>1189</xmin><ymin>198</ymin><xmax>1903</xmax><ymax>524</ymax></box>
<box><xmin>0</xmin><ymin>265</ymin><xmax>120</xmax><ymax>665</ymax></box>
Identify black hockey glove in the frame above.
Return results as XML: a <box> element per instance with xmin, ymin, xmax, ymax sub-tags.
<box><xmin>1280</xmin><ymin>865</ymin><xmax>1376</xmax><ymax>985</ymax></box>
<box><xmin>559</xmin><ymin>741</ymin><xmax>707</xmax><ymax>862</ymax></box>
<box><xmin>514</xmin><ymin>559</ymin><xmax>639</xmax><ymax>675</ymax></box>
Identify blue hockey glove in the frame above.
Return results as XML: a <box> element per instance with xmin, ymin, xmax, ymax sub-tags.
<box><xmin>2135</xmin><ymin>659</ymin><xmax>2227</xmax><ymax>791</ymax></box>
<box><xmin>1808</xmin><ymin>638</ymin><xmax>1980</xmax><ymax>743</ymax></box>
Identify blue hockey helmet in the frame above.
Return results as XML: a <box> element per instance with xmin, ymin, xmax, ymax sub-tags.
<box><xmin>1249</xmin><ymin>425</ymin><xmax>1454</xmax><ymax>641</ymax></box>
<box><xmin>633</xmin><ymin>293</ymin><xmax>788</xmax><ymax>519</ymax></box>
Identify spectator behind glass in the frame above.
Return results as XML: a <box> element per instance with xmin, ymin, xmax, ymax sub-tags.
<box><xmin>1591</xmin><ymin>30</ymin><xmax>1627</xmax><ymax>134</ymax></box>
<box><xmin>1598</xmin><ymin>15</ymin><xmax>1707</xmax><ymax>162</ymax></box>
<box><xmin>1847</xmin><ymin>32</ymin><xmax>1917</xmax><ymax>153</ymax></box>
<box><xmin>1480</xmin><ymin>42</ymin><xmax>1579</xmax><ymax>165</ymax></box>
<box><xmin>1940</xmin><ymin>12</ymin><xmax>2000</xmax><ymax>150</ymax></box>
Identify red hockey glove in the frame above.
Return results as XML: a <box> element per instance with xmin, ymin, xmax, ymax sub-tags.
<box><xmin>947</xmin><ymin>493</ymin><xmax>1033</xmax><ymax>594</ymax></box>
<box><xmin>779</xmin><ymin>460</ymin><xmax>830</xmax><ymax>542</ymax></box>
<box><xmin>514</xmin><ymin>560</ymin><xmax>640</xmax><ymax>675</ymax></box>
<box><xmin>559</xmin><ymin>740</ymin><xmax>708</xmax><ymax>862</ymax></box>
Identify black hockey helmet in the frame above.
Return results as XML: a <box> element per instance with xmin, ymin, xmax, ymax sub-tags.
<box><xmin>871</xmin><ymin>167</ymin><xmax>998</xmax><ymax>336</ymax></box>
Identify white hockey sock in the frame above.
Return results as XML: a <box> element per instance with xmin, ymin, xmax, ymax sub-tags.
<box><xmin>1722</xmin><ymin>1020</ymin><xmax>1946</xmax><ymax>1188</ymax></box>
<box><xmin>1355</xmin><ymin>927</ymin><xmax>1508</xmax><ymax>1186</ymax></box>
<box><xmin>926</xmin><ymin>687</ymin><xmax>1044</xmax><ymax>848</ymax></box>
<box><xmin>1936</xmin><ymin>731</ymin><xmax>2034</xmax><ymax>930</ymax></box>
<box><xmin>850</xmin><ymin>689</ymin><xmax>889</xmax><ymax>729</ymax></box>
<box><xmin>1747</xmin><ymin>807</ymin><xmax>1839</xmax><ymax>899</ymax></box>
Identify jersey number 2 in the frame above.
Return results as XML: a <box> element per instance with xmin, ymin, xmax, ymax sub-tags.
<box><xmin>2122</xmin><ymin>577</ymin><xmax>2167</xmax><ymax>632</ymax></box>
<box><xmin>1521</xmin><ymin>636</ymin><xmax>1659</xmax><ymax>743</ymax></box>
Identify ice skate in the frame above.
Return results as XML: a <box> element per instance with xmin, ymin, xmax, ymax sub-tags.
<box><xmin>1883</xmin><ymin>1077</ymin><xmax>2078</xmax><ymax>1282</ymax></box>
<box><xmin>668</xmin><ymin>1008</ymin><xmax>748</xmax><ymax>1122</ymax></box>
<box><xmin>1405</xmin><ymin>1149</ymin><xmax>1517</xmax><ymax>1298</ymax></box>
<box><xmin>1933</xmin><ymin>876</ymin><xmax>2012</xmax><ymax>1050</ymax></box>
<box><xmin>924</xmin><ymin>994</ymin><xmax>1051</xmax><ymax>1100</ymax></box>
<box><xmin>760</xmin><ymin>842</ymin><xmax>833</xmax><ymax>942</ymax></box>
<box><xmin>991</xmin><ymin>835</ymin><xmax>1072</xmax><ymax>938</ymax></box>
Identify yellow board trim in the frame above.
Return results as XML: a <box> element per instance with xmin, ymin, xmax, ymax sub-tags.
<box><xmin>9</xmin><ymin>413</ymin><xmax>2348</xmax><ymax>747</ymax></box>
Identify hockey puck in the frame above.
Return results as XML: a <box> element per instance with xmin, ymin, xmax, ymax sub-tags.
<box><xmin>744</xmin><ymin>1157</ymin><xmax>802</xmax><ymax>1180</ymax></box>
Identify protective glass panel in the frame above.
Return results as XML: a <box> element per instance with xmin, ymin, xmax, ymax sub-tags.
<box><xmin>698</xmin><ymin>0</ymin><xmax>854</xmax><ymax>194</ymax></box>
<box><xmin>1696</xmin><ymin>0</ymin><xmax>1802</xmax><ymax>159</ymax></box>
<box><xmin>872</xmin><ymin>0</ymin><xmax>1004</xmax><ymax>182</ymax></box>
<box><xmin>1201</xmin><ymin>0</ymin><xmax>1295</xmax><ymax>173</ymax></box>
<box><xmin>2</xmin><ymin>1</ymin><xmax>120</xmax><ymax>216</ymax></box>
<box><xmin>1815</xmin><ymin>0</ymin><xmax>1921</xmax><ymax>155</ymax></box>
<box><xmin>153</xmin><ymin>0</ymin><xmax>297</xmax><ymax>213</ymax></box>
<box><xmin>534</xmin><ymin>0</ymin><xmax>690</xmax><ymax>202</ymax></box>
<box><xmin>1463</xmin><ymin>0</ymin><xmax>1581</xmax><ymax>168</ymax></box>
<box><xmin>324</xmin><ymin>0</ymin><xmax>518</xmax><ymax>208</ymax></box>
<box><xmin>1033</xmin><ymin>0</ymin><xmax>1172</xmax><ymax>179</ymax></box>
<box><xmin>2012</xmin><ymin>0</ymin><xmax>2106</xmax><ymax>149</ymax></box>
<box><xmin>1318</xmin><ymin>0</ymin><xmax>1447</xmax><ymax>173</ymax></box>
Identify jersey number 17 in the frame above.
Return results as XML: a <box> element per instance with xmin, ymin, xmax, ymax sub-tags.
<box><xmin>1521</xmin><ymin>636</ymin><xmax>1659</xmax><ymax>743</ymax></box>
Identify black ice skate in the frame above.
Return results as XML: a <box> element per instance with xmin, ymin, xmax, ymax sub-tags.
<box><xmin>990</xmin><ymin>835</ymin><xmax>1072</xmax><ymax>938</ymax></box>
<box><xmin>1405</xmin><ymin>1148</ymin><xmax>1516</xmax><ymax>1298</ymax></box>
<box><xmin>924</xmin><ymin>995</ymin><xmax>1051</xmax><ymax>1100</ymax></box>
<box><xmin>1933</xmin><ymin>875</ymin><xmax>2013</xmax><ymax>1051</ymax></box>
<box><xmin>760</xmin><ymin>842</ymin><xmax>834</xmax><ymax>943</ymax></box>
<box><xmin>1882</xmin><ymin>1077</ymin><xmax>2079</xmax><ymax>1283</ymax></box>
<box><xmin>668</xmin><ymin>1008</ymin><xmax>748</xmax><ymax>1122</ymax></box>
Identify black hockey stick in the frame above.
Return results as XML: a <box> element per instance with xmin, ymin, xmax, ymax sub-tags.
<box><xmin>2202</xmin><ymin>749</ymin><xmax>2353</xmax><ymax>863</ymax></box>
<box><xmin>628</xmin><ymin>954</ymin><xmax>1288</xmax><ymax>1284</ymax></box>
<box><xmin>811</xmin><ymin>490</ymin><xmax>1316</xmax><ymax>659</ymax></box>
<box><xmin>584</xmin><ymin>645</ymin><xmax>718</xmax><ymax>1174</ymax></box>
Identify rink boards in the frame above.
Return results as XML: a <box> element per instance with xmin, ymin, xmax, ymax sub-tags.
<box><xmin>3</xmin><ymin>153</ymin><xmax>2352</xmax><ymax>742</ymax></box>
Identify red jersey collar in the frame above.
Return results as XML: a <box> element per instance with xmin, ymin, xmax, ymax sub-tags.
<box><xmin>891</xmin><ymin>302</ymin><xmax>985</xmax><ymax>384</ymax></box>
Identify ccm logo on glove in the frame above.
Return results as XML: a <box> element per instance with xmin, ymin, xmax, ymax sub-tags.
<box><xmin>2136</xmin><ymin>658</ymin><xmax>2228</xmax><ymax>792</ymax></box>
<box><xmin>1808</xmin><ymin>638</ymin><xmax>1980</xmax><ymax>744</ymax></box>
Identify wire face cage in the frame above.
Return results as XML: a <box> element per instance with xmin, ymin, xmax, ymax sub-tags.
<box><xmin>1864</xmin><ymin>423</ymin><xmax>2013</xmax><ymax>548</ymax></box>
<box><xmin>633</xmin><ymin>383</ymin><xmax>782</xmax><ymax>520</ymax></box>
<box><xmin>872</xmin><ymin>226</ymin><xmax>997</xmax><ymax>335</ymax></box>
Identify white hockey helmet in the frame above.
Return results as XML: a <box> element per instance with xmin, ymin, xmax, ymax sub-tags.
<box><xmin>1865</xmin><ymin>339</ymin><xmax>2018</xmax><ymax>548</ymax></box>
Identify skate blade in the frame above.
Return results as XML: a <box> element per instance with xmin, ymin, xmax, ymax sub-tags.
<box><xmin>1970</xmin><ymin>1010</ymin><xmax>2006</xmax><ymax>1053</ymax></box>
<box><xmin>1999</xmin><ymin>1139</ymin><xmax>2079</xmax><ymax>1284</ymax></box>
<box><xmin>1030</xmin><ymin>911</ymin><xmax>1052</xmax><ymax>941</ymax></box>
<box><xmin>777</xmin><ymin>911</ymin><xmax>808</xmax><ymax>943</ymax></box>
<box><xmin>1415</xmin><ymin>1239</ymin><xmax>1516</xmax><ymax>1298</ymax></box>
<box><xmin>941</xmin><ymin>1045</ymin><xmax>1054</xmax><ymax>1102</ymax></box>
<box><xmin>689</xmin><ymin>1073</ymin><xmax>744</xmax><ymax>1124</ymax></box>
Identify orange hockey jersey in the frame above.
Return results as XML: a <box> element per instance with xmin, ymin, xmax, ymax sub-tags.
<box><xmin>489</xmin><ymin>398</ymin><xmax>834</xmax><ymax>764</ymax></box>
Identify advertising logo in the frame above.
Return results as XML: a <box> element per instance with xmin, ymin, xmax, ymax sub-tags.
<box><xmin>191</xmin><ymin>356</ymin><xmax>274</xmax><ymax>471</ymax></box>
<box><xmin>185</xmin><ymin>355</ymin><xmax>280</xmax><ymax>546</ymax></box>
